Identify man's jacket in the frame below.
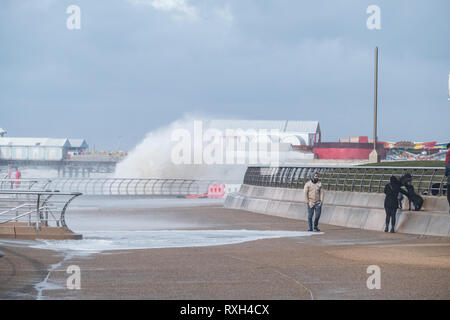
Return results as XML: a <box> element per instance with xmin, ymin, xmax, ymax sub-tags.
<box><xmin>304</xmin><ymin>180</ymin><xmax>324</xmax><ymax>208</ymax></box>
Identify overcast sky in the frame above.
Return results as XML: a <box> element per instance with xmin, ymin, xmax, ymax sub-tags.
<box><xmin>1</xmin><ymin>0</ymin><xmax>449</xmax><ymax>149</ymax></box>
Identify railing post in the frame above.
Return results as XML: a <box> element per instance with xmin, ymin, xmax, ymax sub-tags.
<box><xmin>295</xmin><ymin>168</ymin><xmax>302</xmax><ymax>189</ymax></box>
<box><xmin>134</xmin><ymin>179</ymin><xmax>143</xmax><ymax>195</ymax></box>
<box><xmin>377</xmin><ymin>169</ymin><xmax>384</xmax><ymax>193</ymax></box>
<box><xmin>428</xmin><ymin>169</ymin><xmax>437</xmax><ymax>196</ymax></box>
<box><xmin>417</xmin><ymin>169</ymin><xmax>425</xmax><ymax>195</ymax></box>
<box><xmin>36</xmin><ymin>194</ymin><xmax>41</xmax><ymax>231</ymax></box>
<box><xmin>438</xmin><ymin>174</ymin><xmax>445</xmax><ymax>197</ymax></box>
<box><xmin>335</xmin><ymin>168</ymin><xmax>341</xmax><ymax>191</ymax></box>
<box><xmin>329</xmin><ymin>168</ymin><xmax>336</xmax><ymax>191</ymax></box>
<box><xmin>143</xmin><ymin>179</ymin><xmax>152</xmax><ymax>195</ymax></box>
<box><xmin>367</xmin><ymin>168</ymin><xmax>374</xmax><ymax>193</ymax></box>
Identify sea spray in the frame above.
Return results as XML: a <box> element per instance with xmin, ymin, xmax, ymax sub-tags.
<box><xmin>114</xmin><ymin>116</ymin><xmax>247</xmax><ymax>181</ymax></box>
<box><xmin>114</xmin><ymin>116</ymin><xmax>308</xmax><ymax>181</ymax></box>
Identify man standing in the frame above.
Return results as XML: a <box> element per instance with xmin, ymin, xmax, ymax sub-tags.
<box><xmin>304</xmin><ymin>171</ymin><xmax>324</xmax><ymax>232</ymax></box>
<box><xmin>445</xmin><ymin>143</ymin><xmax>450</xmax><ymax>212</ymax></box>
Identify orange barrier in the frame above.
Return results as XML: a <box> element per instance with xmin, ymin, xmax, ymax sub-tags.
<box><xmin>208</xmin><ymin>184</ymin><xmax>226</xmax><ymax>198</ymax></box>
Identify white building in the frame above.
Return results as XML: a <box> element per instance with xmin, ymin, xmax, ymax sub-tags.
<box><xmin>68</xmin><ymin>139</ymin><xmax>89</xmax><ymax>153</ymax></box>
<box><xmin>0</xmin><ymin>138</ymin><xmax>71</xmax><ymax>161</ymax></box>
<box><xmin>204</xmin><ymin>120</ymin><xmax>321</xmax><ymax>146</ymax></box>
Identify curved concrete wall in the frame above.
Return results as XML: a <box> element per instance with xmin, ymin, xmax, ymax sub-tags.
<box><xmin>225</xmin><ymin>185</ymin><xmax>450</xmax><ymax>237</ymax></box>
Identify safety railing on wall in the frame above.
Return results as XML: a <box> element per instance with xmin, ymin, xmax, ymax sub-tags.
<box><xmin>243</xmin><ymin>166</ymin><xmax>448</xmax><ymax>196</ymax></box>
<box><xmin>0</xmin><ymin>178</ymin><xmax>223</xmax><ymax>196</ymax></box>
<box><xmin>0</xmin><ymin>191</ymin><xmax>82</xmax><ymax>230</ymax></box>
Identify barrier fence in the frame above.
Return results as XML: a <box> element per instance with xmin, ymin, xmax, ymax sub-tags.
<box><xmin>243</xmin><ymin>166</ymin><xmax>448</xmax><ymax>196</ymax></box>
<box><xmin>0</xmin><ymin>178</ymin><xmax>226</xmax><ymax>196</ymax></box>
<box><xmin>0</xmin><ymin>179</ymin><xmax>51</xmax><ymax>191</ymax></box>
<box><xmin>0</xmin><ymin>191</ymin><xmax>82</xmax><ymax>230</ymax></box>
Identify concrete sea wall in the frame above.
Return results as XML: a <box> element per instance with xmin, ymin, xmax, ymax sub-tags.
<box><xmin>224</xmin><ymin>185</ymin><xmax>450</xmax><ymax>236</ymax></box>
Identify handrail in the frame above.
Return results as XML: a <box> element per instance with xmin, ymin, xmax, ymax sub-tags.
<box><xmin>243</xmin><ymin>166</ymin><xmax>447</xmax><ymax>196</ymax></box>
<box><xmin>0</xmin><ymin>190</ymin><xmax>81</xmax><ymax>196</ymax></box>
<box><xmin>0</xmin><ymin>210</ymin><xmax>38</xmax><ymax>224</ymax></box>
<box><xmin>0</xmin><ymin>203</ymin><xmax>30</xmax><ymax>216</ymax></box>
<box><xmin>248</xmin><ymin>164</ymin><xmax>445</xmax><ymax>170</ymax></box>
<box><xmin>0</xmin><ymin>190</ymin><xmax>82</xmax><ymax>230</ymax></box>
<box><xmin>0</xmin><ymin>178</ymin><xmax>235</xmax><ymax>196</ymax></box>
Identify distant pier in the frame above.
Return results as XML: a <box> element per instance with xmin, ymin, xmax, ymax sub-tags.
<box><xmin>0</xmin><ymin>157</ymin><xmax>117</xmax><ymax>177</ymax></box>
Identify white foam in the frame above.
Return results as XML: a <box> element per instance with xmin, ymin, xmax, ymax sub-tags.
<box><xmin>31</xmin><ymin>229</ymin><xmax>321</xmax><ymax>254</ymax></box>
<box><xmin>34</xmin><ymin>252</ymin><xmax>74</xmax><ymax>300</ymax></box>
<box><xmin>114</xmin><ymin>116</ymin><xmax>248</xmax><ymax>181</ymax></box>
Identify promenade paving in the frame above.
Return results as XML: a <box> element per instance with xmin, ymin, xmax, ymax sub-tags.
<box><xmin>1</xmin><ymin>202</ymin><xmax>449</xmax><ymax>299</ymax></box>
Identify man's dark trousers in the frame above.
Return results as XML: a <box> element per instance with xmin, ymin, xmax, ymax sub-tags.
<box><xmin>385</xmin><ymin>207</ymin><xmax>397</xmax><ymax>229</ymax></box>
<box><xmin>307</xmin><ymin>203</ymin><xmax>322</xmax><ymax>230</ymax></box>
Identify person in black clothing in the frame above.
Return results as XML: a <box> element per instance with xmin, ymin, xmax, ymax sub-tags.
<box><xmin>399</xmin><ymin>173</ymin><xmax>423</xmax><ymax>211</ymax></box>
<box><xmin>445</xmin><ymin>163</ymin><xmax>450</xmax><ymax>213</ymax></box>
<box><xmin>384</xmin><ymin>176</ymin><xmax>408</xmax><ymax>233</ymax></box>
<box><xmin>446</xmin><ymin>143</ymin><xmax>450</xmax><ymax>212</ymax></box>
<box><xmin>399</xmin><ymin>174</ymin><xmax>412</xmax><ymax>209</ymax></box>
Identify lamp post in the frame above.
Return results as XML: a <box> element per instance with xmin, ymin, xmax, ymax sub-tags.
<box><xmin>369</xmin><ymin>47</ymin><xmax>380</xmax><ymax>163</ymax></box>
<box><xmin>448</xmin><ymin>71</ymin><xmax>450</xmax><ymax>100</ymax></box>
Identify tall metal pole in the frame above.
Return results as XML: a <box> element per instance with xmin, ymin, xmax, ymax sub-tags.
<box><xmin>373</xmin><ymin>47</ymin><xmax>378</xmax><ymax>151</ymax></box>
<box><xmin>369</xmin><ymin>47</ymin><xmax>380</xmax><ymax>163</ymax></box>
<box><xmin>448</xmin><ymin>71</ymin><xmax>450</xmax><ymax>100</ymax></box>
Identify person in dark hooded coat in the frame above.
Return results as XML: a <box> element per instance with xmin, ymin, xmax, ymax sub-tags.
<box><xmin>384</xmin><ymin>176</ymin><xmax>408</xmax><ymax>233</ymax></box>
<box><xmin>445</xmin><ymin>143</ymin><xmax>450</xmax><ymax>212</ymax></box>
<box><xmin>399</xmin><ymin>173</ymin><xmax>423</xmax><ymax>211</ymax></box>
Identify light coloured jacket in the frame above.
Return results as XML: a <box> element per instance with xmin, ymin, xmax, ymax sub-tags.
<box><xmin>304</xmin><ymin>180</ymin><xmax>324</xmax><ymax>207</ymax></box>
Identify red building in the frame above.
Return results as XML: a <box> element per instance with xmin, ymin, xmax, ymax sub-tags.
<box><xmin>313</xmin><ymin>139</ymin><xmax>386</xmax><ymax>160</ymax></box>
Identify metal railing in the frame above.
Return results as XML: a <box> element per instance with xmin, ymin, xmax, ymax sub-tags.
<box><xmin>243</xmin><ymin>166</ymin><xmax>448</xmax><ymax>196</ymax></box>
<box><xmin>0</xmin><ymin>191</ymin><xmax>82</xmax><ymax>230</ymax></box>
<box><xmin>0</xmin><ymin>179</ymin><xmax>52</xmax><ymax>191</ymax></box>
<box><xmin>0</xmin><ymin>178</ymin><xmax>224</xmax><ymax>196</ymax></box>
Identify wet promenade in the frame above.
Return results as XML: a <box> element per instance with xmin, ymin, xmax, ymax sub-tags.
<box><xmin>1</xmin><ymin>197</ymin><xmax>449</xmax><ymax>299</ymax></box>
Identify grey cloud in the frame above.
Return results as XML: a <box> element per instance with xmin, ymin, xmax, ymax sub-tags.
<box><xmin>0</xmin><ymin>0</ymin><xmax>448</xmax><ymax>149</ymax></box>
